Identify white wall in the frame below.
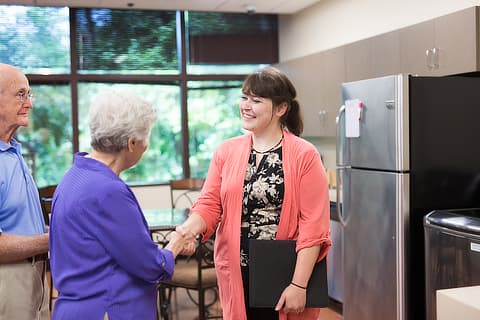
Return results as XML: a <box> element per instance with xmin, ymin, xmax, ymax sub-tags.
<box><xmin>131</xmin><ymin>185</ymin><xmax>171</xmax><ymax>209</ymax></box>
<box><xmin>131</xmin><ymin>184</ymin><xmax>202</xmax><ymax>210</ymax></box>
<box><xmin>279</xmin><ymin>0</ymin><xmax>480</xmax><ymax>62</ymax></box>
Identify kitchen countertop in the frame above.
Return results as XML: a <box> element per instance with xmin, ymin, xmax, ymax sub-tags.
<box><xmin>437</xmin><ymin>285</ymin><xmax>480</xmax><ymax>320</ymax></box>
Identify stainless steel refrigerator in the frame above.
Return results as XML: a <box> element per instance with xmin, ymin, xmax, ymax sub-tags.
<box><xmin>336</xmin><ymin>73</ymin><xmax>480</xmax><ymax>320</ymax></box>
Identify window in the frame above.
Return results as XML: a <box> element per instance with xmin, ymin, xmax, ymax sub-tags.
<box><xmin>78</xmin><ymin>83</ymin><xmax>182</xmax><ymax>184</ymax></box>
<box><xmin>16</xmin><ymin>85</ymin><xmax>72</xmax><ymax>187</ymax></box>
<box><xmin>75</xmin><ymin>9</ymin><xmax>178</xmax><ymax>74</ymax></box>
<box><xmin>1</xmin><ymin>5</ymin><xmax>278</xmax><ymax>186</ymax></box>
<box><xmin>186</xmin><ymin>11</ymin><xmax>278</xmax><ymax>74</ymax></box>
<box><xmin>187</xmin><ymin>81</ymin><xmax>245</xmax><ymax>177</ymax></box>
<box><xmin>0</xmin><ymin>6</ymin><xmax>70</xmax><ymax>74</ymax></box>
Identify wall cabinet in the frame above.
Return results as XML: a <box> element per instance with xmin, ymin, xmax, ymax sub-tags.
<box><xmin>277</xmin><ymin>47</ymin><xmax>345</xmax><ymax>137</ymax></box>
<box><xmin>371</xmin><ymin>30</ymin><xmax>402</xmax><ymax>78</ymax></box>
<box><xmin>345</xmin><ymin>39</ymin><xmax>372</xmax><ymax>82</ymax></box>
<box><xmin>277</xmin><ymin>52</ymin><xmax>325</xmax><ymax>137</ymax></box>
<box><xmin>432</xmin><ymin>6</ymin><xmax>478</xmax><ymax>75</ymax></box>
<box><xmin>277</xmin><ymin>6</ymin><xmax>480</xmax><ymax>137</ymax></box>
<box><xmin>400</xmin><ymin>6</ymin><xmax>478</xmax><ymax>76</ymax></box>
<box><xmin>400</xmin><ymin>20</ymin><xmax>436</xmax><ymax>75</ymax></box>
<box><xmin>320</xmin><ymin>47</ymin><xmax>345</xmax><ymax>136</ymax></box>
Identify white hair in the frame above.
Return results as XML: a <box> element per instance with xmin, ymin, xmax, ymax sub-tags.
<box><xmin>88</xmin><ymin>90</ymin><xmax>157</xmax><ymax>153</ymax></box>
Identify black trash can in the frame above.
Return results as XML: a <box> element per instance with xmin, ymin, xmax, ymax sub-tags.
<box><xmin>424</xmin><ymin>208</ymin><xmax>480</xmax><ymax>320</ymax></box>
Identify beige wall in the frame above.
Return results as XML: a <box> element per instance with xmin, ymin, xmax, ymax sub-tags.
<box><xmin>279</xmin><ymin>0</ymin><xmax>479</xmax><ymax>62</ymax></box>
<box><xmin>131</xmin><ymin>184</ymin><xmax>202</xmax><ymax>210</ymax></box>
<box><xmin>279</xmin><ymin>0</ymin><xmax>479</xmax><ymax>171</ymax></box>
<box><xmin>131</xmin><ymin>185</ymin><xmax>171</xmax><ymax>209</ymax></box>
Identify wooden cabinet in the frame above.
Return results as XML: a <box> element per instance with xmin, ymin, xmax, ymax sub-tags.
<box><xmin>371</xmin><ymin>30</ymin><xmax>401</xmax><ymax>78</ymax></box>
<box><xmin>345</xmin><ymin>39</ymin><xmax>372</xmax><ymax>82</ymax></box>
<box><xmin>277</xmin><ymin>6</ymin><xmax>480</xmax><ymax>137</ymax></box>
<box><xmin>400</xmin><ymin>6</ymin><xmax>478</xmax><ymax>76</ymax></box>
<box><xmin>345</xmin><ymin>29</ymin><xmax>402</xmax><ymax>81</ymax></box>
<box><xmin>320</xmin><ymin>47</ymin><xmax>345</xmax><ymax>136</ymax></box>
<box><xmin>400</xmin><ymin>19</ymin><xmax>436</xmax><ymax>75</ymax></box>
<box><xmin>276</xmin><ymin>47</ymin><xmax>344</xmax><ymax>137</ymax></box>
<box><xmin>433</xmin><ymin>6</ymin><xmax>478</xmax><ymax>75</ymax></box>
<box><xmin>276</xmin><ymin>52</ymin><xmax>327</xmax><ymax>137</ymax></box>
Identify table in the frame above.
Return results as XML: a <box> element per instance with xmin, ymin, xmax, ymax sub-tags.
<box><xmin>143</xmin><ymin>208</ymin><xmax>189</xmax><ymax>232</ymax></box>
<box><xmin>143</xmin><ymin>208</ymin><xmax>189</xmax><ymax>245</ymax></box>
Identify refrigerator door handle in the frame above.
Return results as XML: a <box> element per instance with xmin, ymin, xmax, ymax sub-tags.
<box><xmin>336</xmin><ymin>167</ymin><xmax>347</xmax><ymax>227</ymax></box>
<box><xmin>335</xmin><ymin>105</ymin><xmax>346</xmax><ymax>167</ymax></box>
<box><xmin>336</xmin><ymin>105</ymin><xmax>348</xmax><ymax>227</ymax></box>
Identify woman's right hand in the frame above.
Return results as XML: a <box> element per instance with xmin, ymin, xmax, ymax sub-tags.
<box><xmin>165</xmin><ymin>230</ymin><xmax>196</xmax><ymax>257</ymax></box>
<box><xmin>175</xmin><ymin>225</ymin><xmax>197</xmax><ymax>256</ymax></box>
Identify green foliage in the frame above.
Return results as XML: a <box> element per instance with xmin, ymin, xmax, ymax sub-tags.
<box><xmin>77</xmin><ymin>83</ymin><xmax>183</xmax><ymax>184</ymax></box>
<box><xmin>187</xmin><ymin>11</ymin><xmax>277</xmax><ymax>35</ymax></box>
<box><xmin>16</xmin><ymin>85</ymin><xmax>72</xmax><ymax>187</ymax></box>
<box><xmin>75</xmin><ymin>9</ymin><xmax>178</xmax><ymax>72</ymax></box>
<box><xmin>2</xmin><ymin>6</ymin><xmax>268</xmax><ymax>186</ymax></box>
<box><xmin>188</xmin><ymin>82</ymin><xmax>244</xmax><ymax>177</ymax></box>
<box><xmin>0</xmin><ymin>6</ymin><xmax>70</xmax><ymax>72</ymax></box>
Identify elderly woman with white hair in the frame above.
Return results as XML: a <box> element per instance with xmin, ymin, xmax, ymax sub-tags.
<box><xmin>49</xmin><ymin>90</ymin><xmax>190</xmax><ymax>320</ymax></box>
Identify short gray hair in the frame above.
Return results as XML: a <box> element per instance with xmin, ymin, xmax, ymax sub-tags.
<box><xmin>88</xmin><ymin>90</ymin><xmax>157</xmax><ymax>153</ymax></box>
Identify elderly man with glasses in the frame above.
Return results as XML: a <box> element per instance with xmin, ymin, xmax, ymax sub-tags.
<box><xmin>0</xmin><ymin>63</ymin><xmax>50</xmax><ymax>320</ymax></box>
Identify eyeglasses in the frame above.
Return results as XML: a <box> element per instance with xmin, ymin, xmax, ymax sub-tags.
<box><xmin>15</xmin><ymin>91</ymin><xmax>34</xmax><ymax>103</ymax></box>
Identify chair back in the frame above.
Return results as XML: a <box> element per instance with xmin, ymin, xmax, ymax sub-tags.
<box><xmin>37</xmin><ymin>184</ymin><xmax>58</xmax><ymax>310</ymax></box>
<box><xmin>169</xmin><ymin>178</ymin><xmax>205</xmax><ymax>209</ymax></box>
<box><xmin>159</xmin><ymin>234</ymin><xmax>220</xmax><ymax>319</ymax></box>
<box><xmin>38</xmin><ymin>185</ymin><xmax>57</xmax><ymax>225</ymax></box>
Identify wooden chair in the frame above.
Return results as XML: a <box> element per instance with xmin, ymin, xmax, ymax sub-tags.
<box><xmin>158</xmin><ymin>235</ymin><xmax>221</xmax><ymax>320</ymax></box>
<box><xmin>156</xmin><ymin>178</ymin><xmax>221</xmax><ymax>319</ymax></box>
<box><xmin>38</xmin><ymin>185</ymin><xmax>56</xmax><ymax>227</ymax></box>
<box><xmin>169</xmin><ymin>178</ymin><xmax>205</xmax><ymax>210</ymax></box>
<box><xmin>150</xmin><ymin>178</ymin><xmax>205</xmax><ymax>247</ymax></box>
<box><xmin>37</xmin><ymin>185</ymin><xmax>57</xmax><ymax>310</ymax></box>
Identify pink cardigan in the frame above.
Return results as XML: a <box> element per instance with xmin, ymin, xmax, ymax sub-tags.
<box><xmin>191</xmin><ymin>130</ymin><xmax>331</xmax><ymax>320</ymax></box>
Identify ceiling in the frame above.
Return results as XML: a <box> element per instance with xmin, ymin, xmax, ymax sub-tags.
<box><xmin>1</xmin><ymin>0</ymin><xmax>322</xmax><ymax>14</ymax></box>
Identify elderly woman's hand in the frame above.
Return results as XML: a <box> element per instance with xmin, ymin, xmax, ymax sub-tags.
<box><xmin>175</xmin><ymin>225</ymin><xmax>197</xmax><ymax>256</ymax></box>
<box><xmin>165</xmin><ymin>230</ymin><xmax>197</xmax><ymax>258</ymax></box>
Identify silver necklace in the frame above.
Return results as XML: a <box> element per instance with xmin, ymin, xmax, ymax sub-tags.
<box><xmin>252</xmin><ymin>136</ymin><xmax>283</xmax><ymax>154</ymax></box>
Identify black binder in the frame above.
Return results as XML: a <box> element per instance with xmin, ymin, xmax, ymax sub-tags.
<box><xmin>248</xmin><ymin>239</ymin><xmax>328</xmax><ymax>308</ymax></box>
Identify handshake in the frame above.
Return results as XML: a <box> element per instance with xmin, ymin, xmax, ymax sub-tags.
<box><xmin>164</xmin><ymin>225</ymin><xmax>198</xmax><ymax>258</ymax></box>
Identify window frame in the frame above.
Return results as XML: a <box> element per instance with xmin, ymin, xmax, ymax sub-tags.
<box><xmin>21</xmin><ymin>8</ymin><xmax>276</xmax><ymax>184</ymax></box>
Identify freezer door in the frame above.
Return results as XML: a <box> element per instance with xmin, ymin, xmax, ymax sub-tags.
<box><xmin>343</xmin><ymin>169</ymin><xmax>409</xmax><ymax>320</ymax></box>
<box><xmin>340</xmin><ymin>74</ymin><xmax>409</xmax><ymax>171</ymax></box>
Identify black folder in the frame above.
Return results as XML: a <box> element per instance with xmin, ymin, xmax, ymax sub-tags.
<box><xmin>248</xmin><ymin>239</ymin><xmax>328</xmax><ymax>308</ymax></box>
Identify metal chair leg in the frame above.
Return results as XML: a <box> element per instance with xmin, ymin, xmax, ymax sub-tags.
<box><xmin>198</xmin><ymin>289</ymin><xmax>206</xmax><ymax>320</ymax></box>
<box><xmin>158</xmin><ymin>286</ymin><xmax>171</xmax><ymax>320</ymax></box>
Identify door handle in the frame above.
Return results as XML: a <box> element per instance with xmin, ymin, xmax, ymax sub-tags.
<box><xmin>336</xmin><ymin>105</ymin><xmax>346</xmax><ymax>167</ymax></box>
<box><xmin>336</xmin><ymin>167</ymin><xmax>347</xmax><ymax>227</ymax></box>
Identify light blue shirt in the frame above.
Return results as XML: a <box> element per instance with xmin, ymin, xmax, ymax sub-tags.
<box><xmin>0</xmin><ymin>138</ymin><xmax>45</xmax><ymax>235</ymax></box>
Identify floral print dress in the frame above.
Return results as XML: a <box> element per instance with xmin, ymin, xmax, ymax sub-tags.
<box><xmin>240</xmin><ymin>145</ymin><xmax>285</xmax><ymax>267</ymax></box>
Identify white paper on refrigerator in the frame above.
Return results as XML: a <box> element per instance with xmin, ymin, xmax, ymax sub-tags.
<box><xmin>345</xmin><ymin>99</ymin><xmax>362</xmax><ymax>138</ymax></box>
